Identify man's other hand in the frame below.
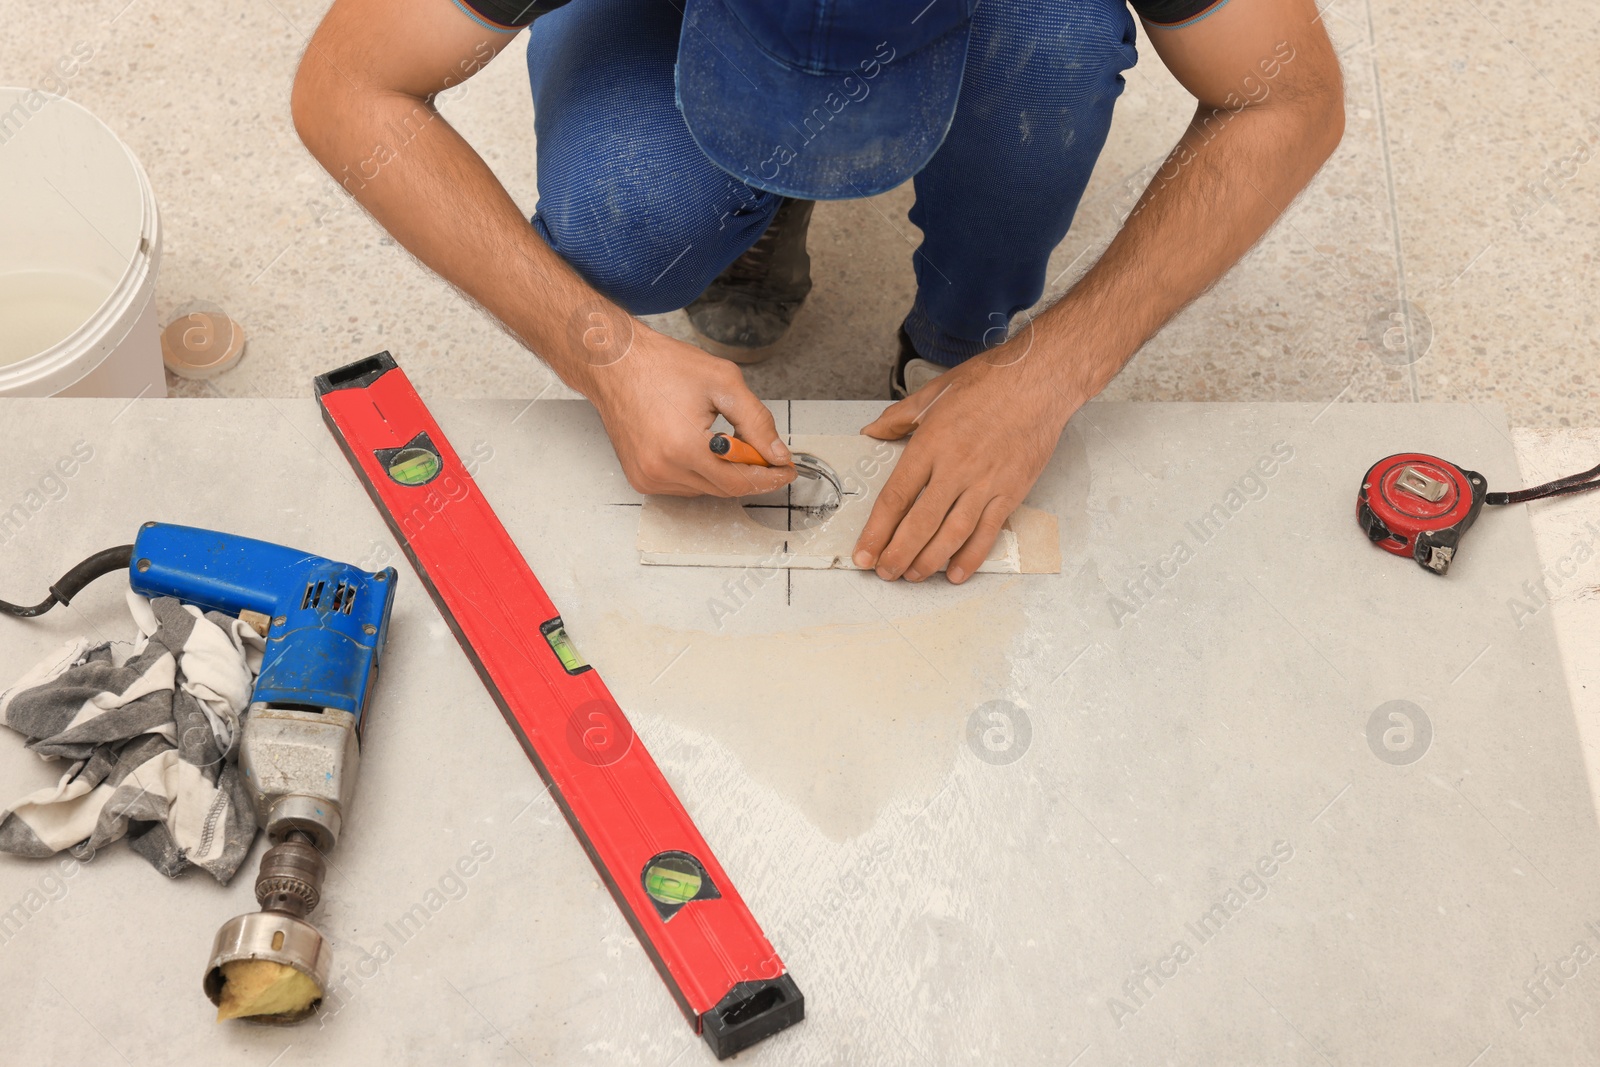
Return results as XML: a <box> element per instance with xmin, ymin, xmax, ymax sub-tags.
<box><xmin>852</xmin><ymin>330</ymin><xmax>1077</xmax><ymax>584</ymax></box>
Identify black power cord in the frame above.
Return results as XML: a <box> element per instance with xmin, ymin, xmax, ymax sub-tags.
<box><xmin>0</xmin><ymin>545</ymin><xmax>135</xmax><ymax>619</ymax></box>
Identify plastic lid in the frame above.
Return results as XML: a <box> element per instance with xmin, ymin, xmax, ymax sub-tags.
<box><xmin>161</xmin><ymin>311</ymin><xmax>244</xmax><ymax>379</ymax></box>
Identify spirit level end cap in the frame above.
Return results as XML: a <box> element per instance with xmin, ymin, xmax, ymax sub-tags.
<box><xmin>314</xmin><ymin>352</ymin><xmax>398</xmax><ymax>397</ymax></box>
<box><xmin>701</xmin><ymin>974</ymin><xmax>804</xmax><ymax>1060</ymax></box>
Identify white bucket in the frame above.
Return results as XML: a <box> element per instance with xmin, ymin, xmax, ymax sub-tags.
<box><xmin>0</xmin><ymin>88</ymin><xmax>165</xmax><ymax>398</ymax></box>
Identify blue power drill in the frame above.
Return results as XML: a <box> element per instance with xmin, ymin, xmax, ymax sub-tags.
<box><xmin>1</xmin><ymin>521</ymin><xmax>398</xmax><ymax>1023</ymax></box>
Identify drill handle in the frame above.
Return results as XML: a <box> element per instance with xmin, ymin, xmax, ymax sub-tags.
<box><xmin>129</xmin><ymin>523</ymin><xmax>397</xmax><ymax>721</ymax></box>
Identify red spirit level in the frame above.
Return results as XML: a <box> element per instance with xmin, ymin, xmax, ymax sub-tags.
<box><xmin>1358</xmin><ymin>451</ymin><xmax>1600</xmax><ymax>575</ymax></box>
<box><xmin>315</xmin><ymin>353</ymin><xmax>802</xmax><ymax>1058</ymax></box>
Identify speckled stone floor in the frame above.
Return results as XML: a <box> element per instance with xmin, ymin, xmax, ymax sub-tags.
<box><xmin>5</xmin><ymin>0</ymin><xmax>1596</xmax><ymax>424</ymax></box>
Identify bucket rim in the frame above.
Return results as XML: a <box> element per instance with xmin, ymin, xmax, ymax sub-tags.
<box><xmin>0</xmin><ymin>89</ymin><xmax>162</xmax><ymax>396</ymax></box>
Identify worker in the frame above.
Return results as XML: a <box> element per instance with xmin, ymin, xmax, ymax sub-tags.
<box><xmin>291</xmin><ymin>0</ymin><xmax>1343</xmax><ymax>583</ymax></box>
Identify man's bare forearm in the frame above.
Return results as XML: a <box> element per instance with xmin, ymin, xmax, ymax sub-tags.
<box><xmin>1030</xmin><ymin>84</ymin><xmax>1344</xmax><ymax>410</ymax></box>
<box><xmin>292</xmin><ymin>56</ymin><xmax>610</xmax><ymax>395</ymax></box>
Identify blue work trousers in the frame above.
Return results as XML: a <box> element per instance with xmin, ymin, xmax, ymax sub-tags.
<box><xmin>527</xmin><ymin>0</ymin><xmax>1139</xmax><ymax>365</ymax></box>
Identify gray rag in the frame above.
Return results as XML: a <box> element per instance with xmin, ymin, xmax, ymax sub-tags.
<box><xmin>0</xmin><ymin>592</ymin><xmax>262</xmax><ymax>884</ymax></box>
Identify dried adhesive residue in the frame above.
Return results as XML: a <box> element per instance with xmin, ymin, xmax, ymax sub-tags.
<box><xmin>584</xmin><ymin>583</ymin><xmax>1028</xmax><ymax>841</ymax></box>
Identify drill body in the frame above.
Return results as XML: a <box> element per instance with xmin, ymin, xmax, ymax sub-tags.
<box><xmin>129</xmin><ymin>522</ymin><xmax>395</xmax><ymax>733</ymax></box>
<box><xmin>124</xmin><ymin>522</ymin><xmax>398</xmax><ymax>1023</ymax></box>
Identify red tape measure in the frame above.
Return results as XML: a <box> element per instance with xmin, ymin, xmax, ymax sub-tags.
<box><xmin>1358</xmin><ymin>454</ymin><xmax>1487</xmax><ymax>574</ymax></box>
<box><xmin>1359</xmin><ymin>451</ymin><xmax>1600</xmax><ymax>575</ymax></box>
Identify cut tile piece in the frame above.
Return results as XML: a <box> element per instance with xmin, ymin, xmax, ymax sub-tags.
<box><xmin>1002</xmin><ymin>502</ymin><xmax>1062</xmax><ymax>575</ymax></box>
<box><xmin>637</xmin><ymin>434</ymin><xmax>1061</xmax><ymax>573</ymax></box>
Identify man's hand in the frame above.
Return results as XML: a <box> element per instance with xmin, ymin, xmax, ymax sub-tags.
<box><xmin>852</xmin><ymin>330</ymin><xmax>1079</xmax><ymax>584</ymax></box>
<box><xmin>854</xmin><ymin>0</ymin><xmax>1342</xmax><ymax>583</ymax></box>
<box><xmin>583</xmin><ymin>321</ymin><xmax>796</xmax><ymax>498</ymax></box>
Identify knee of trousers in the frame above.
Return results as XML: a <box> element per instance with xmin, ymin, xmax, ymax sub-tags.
<box><xmin>532</xmin><ymin>167</ymin><xmax>777</xmax><ymax>317</ymax></box>
<box><xmin>959</xmin><ymin>0</ymin><xmax>1138</xmax><ymax>137</ymax></box>
<box><xmin>531</xmin><ymin>214</ymin><xmax>712</xmax><ymax>317</ymax></box>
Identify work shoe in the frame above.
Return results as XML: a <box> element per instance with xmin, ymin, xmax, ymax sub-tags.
<box><xmin>889</xmin><ymin>327</ymin><xmax>950</xmax><ymax>400</ymax></box>
<box><xmin>687</xmin><ymin>197</ymin><xmax>815</xmax><ymax>363</ymax></box>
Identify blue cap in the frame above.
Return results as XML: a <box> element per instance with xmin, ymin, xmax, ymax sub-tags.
<box><xmin>676</xmin><ymin>0</ymin><xmax>978</xmax><ymax>200</ymax></box>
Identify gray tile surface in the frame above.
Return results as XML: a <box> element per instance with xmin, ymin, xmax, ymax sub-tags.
<box><xmin>0</xmin><ymin>398</ymin><xmax>1596</xmax><ymax>1064</ymax></box>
